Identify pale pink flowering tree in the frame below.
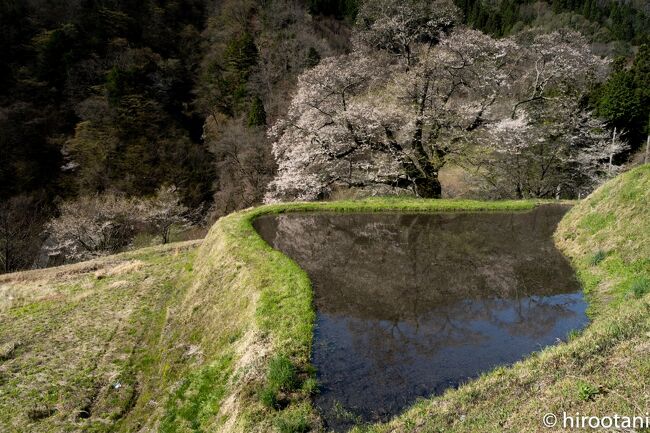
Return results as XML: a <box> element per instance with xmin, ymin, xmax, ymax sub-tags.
<box><xmin>469</xmin><ymin>103</ymin><xmax>627</xmax><ymax>198</ymax></box>
<box><xmin>266</xmin><ymin>0</ymin><xmax>620</xmax><ymax>202</ymax></box>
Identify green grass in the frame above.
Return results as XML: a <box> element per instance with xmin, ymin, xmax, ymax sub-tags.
<box><xmin>301</xmin><ymin>378</ymin><xmax>318</xmax><ymax>395</ymax></box>
<box><xmin>556</xmin><ymin>165</ymin><xmax>650</xmax><ymax>312</ymax></box>
<box><xmin>576</xmin><ymin>381</ymin><xmax>600</xmax><ymax>402</ymax></box>
<box><xmin>160</xmin><ymin>355</ymin><xmax>233</xmax><ymax>433</ymax></box>
<box><xmin>188</xmin><ymin>198</ymin><xmax>546</xmax><ymax>432</ymax></box>
<box><xmin>260</xmin><ymin>355</ymin><xmax>299</xmax><ymax>409</ymax></box>
<box><xmin>0</xmin><ymin>241</ymin><xmax>202</xmax><ymax>433</ymax></box>
<box><xmin>589</xmin><ymin>249</ymin><xmax>607</xmax><ymax>266</ymax></box>
<box><xmin>1</xmin><ymin>168</ymin><xmax>648</xmax><ymax>433</ymax></box>
<box><xmin>274</xmin><ymin>404</ymin><xmax>312</xmax><ymax>433</ymax></box>
<box><xmin>267</xmin><ymin>355</ymin><xmax>298</xmax><ymax>392</ymax></box>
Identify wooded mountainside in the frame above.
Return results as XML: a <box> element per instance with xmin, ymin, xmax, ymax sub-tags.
<box><xmin>458</xmin><ymin>0</ymin><xmax>649</xmax><ymax>44</ymax></box>
<box><xmin>0</xmin><ymin>0</ymin><xmax>648</xmax><ymax>272</ymax></box>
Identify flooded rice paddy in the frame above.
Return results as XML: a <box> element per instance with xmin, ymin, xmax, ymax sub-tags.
<box><xmin>254</xmin><ymin>205</ymin><xmax>587</xmax><ymax>431</ymax></box>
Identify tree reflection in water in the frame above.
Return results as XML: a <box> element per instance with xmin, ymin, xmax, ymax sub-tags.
<box><xmin>254</xmin><ymin>205</ymin><xmax>587</xmax><ymax>431</ymax></box>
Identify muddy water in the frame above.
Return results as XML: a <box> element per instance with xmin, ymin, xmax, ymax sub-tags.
<box><xmin>253</xmin><ymin>205</ymin><xmax>587</xmax><ymax>431</ymax></box>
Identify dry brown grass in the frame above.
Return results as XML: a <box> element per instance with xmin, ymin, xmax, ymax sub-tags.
<box><xmin>0</xmin><ymin>241</ymin><xmax>199</xmax><ymax>432</ymax></box>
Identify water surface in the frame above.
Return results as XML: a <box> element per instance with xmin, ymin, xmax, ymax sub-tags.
<box><xmin>254</xmin><ymin>205</ymin><xmax>587</xmax><ymax>431</ymax></box>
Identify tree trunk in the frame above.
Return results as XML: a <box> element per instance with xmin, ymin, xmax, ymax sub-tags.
<box><xmin>608</xmin><ymin>127</ymin><xmax>616</xmax><ymax>174</ymax></box>
<box><xmin>414</xmin><ymin>176</ymin><xmax>441</xmax><ymax>198</ymax></box>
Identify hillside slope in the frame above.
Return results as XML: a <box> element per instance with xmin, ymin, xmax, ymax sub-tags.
<box><xmin>556</xmin><ymin>164</ymin><xmax>650</xmax><ymax>313</ymax></box>
<box><xmin>0</xmin><ymin>241</ymin><xmax>201</xmax><ymax>432</ymax></box>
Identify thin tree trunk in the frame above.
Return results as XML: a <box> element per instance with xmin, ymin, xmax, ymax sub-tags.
<box><xmin>608</xmin><ymin>127</ymin><xmax>616</xmax><ymax>173</ymax></box>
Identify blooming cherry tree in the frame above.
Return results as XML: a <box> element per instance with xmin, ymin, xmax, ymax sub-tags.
<box><xmin>470</xmin><ymin>103</ymin><xmax>627</xmax><ymax>198</ymax></box>
<box><xmin>266</xmin><ymin>0</ymin><xmax>621</xmax><ymax>202</ymax></box>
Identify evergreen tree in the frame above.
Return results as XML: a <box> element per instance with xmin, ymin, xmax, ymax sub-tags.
<box><xmin>454</xmin><ymin>0</ymin><xmax>648</xmax><ymax>44</ymax></box>
<box><xmin>595</xmin><ymin>47</ymin><xmax>649</xmax><ymax>149</ymax></box>
<box><xmin>306</xmin><ymin>47</ymin><xmax>321</xmax><ymax>68</ymax></box>
<box><xmin>308</xmin><ymin>0</ymin><xmax>359</xmax><ymax>19</ymax></box>
<box><xmin>597</xmin><ymin>71</ymin><xmax>640</xmax><ymax>129</ymax></box>
<box><xmin>224</xmin><ymin>32</ymin><xmax>258</xmax><ymax>75</ymax></box>
<box><xmin>247</xmin><ymin>96</ymin><xmax>267</xmax><ymax>127</ymax></box>
<box><xmin>633</xmin><ymin>45</ymin><xmax>650</xmax><ymax>112</ymax></box>
<box><xmin>214</xmin><ymin>33</ymin><xmax>260</xmax><ymax>115</ymax></box>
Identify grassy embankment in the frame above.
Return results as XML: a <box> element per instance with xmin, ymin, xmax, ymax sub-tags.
<box><xmin>0</xmin><ymin>198</ymin><xmax>538</xmax><ymax>433</ymax></box>
<box><xmin>1</xmin><ymin>166</ymin><xmax>648</xmax><ymax>432</ymax></box>
<box><xmin>184</xmin><ymin>198</ymin><xmax>544</xmax><ymax>433</ymax></box>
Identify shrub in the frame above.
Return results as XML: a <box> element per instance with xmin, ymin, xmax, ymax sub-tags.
<box><xmin>0</xmin><ymin>193</ymin><xmax>47</xmax><ymax>273</ymax></box>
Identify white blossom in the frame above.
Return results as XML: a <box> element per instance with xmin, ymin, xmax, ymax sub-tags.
<box><xmin>266</xmin><ymin>1</ymin><xmax>619</xmax><ymax>202</ymax></box>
